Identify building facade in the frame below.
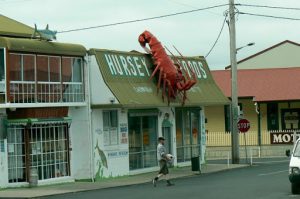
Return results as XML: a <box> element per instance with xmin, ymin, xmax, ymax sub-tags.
<box><xmin>0</xmin><ymin>16</ymin><xmax>91</xmax><ymax>188</ymax></box>
<box><xmin>88</xmin><ymin>49</ymin><xmax>228</xmax><ymax>178</ymax></box>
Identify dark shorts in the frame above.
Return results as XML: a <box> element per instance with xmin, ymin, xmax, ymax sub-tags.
<box><xmin>159</xmin><ymin>159</ymin><xmax>169</xmax><ymax>175</ymax></box>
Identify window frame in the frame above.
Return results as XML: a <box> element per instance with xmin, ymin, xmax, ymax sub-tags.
<box><xmin>103</xmin><ymin>110</ymin><xmax>119</xmax><ymax>146</ymax></box>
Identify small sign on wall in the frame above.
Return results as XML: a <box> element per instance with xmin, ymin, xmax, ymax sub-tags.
<box><xmin>270</xmin><ymin>132</ymin><xmax>299</xmax><ymax>144</ymax></box>
<box><xmin>120</xmin><ymin>123</ymin><xmax>128</xmax><ymax>144</ymax></box>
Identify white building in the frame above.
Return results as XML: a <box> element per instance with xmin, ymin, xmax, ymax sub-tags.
<box><xmin>88</xmin><ymin>48</ymin><xmax>228</xmax><ymax>178</ymax></box>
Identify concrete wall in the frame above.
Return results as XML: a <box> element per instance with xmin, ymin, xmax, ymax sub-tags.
<box><xmin>206</xmin><ymin>145</ymin><xmax>292</xmax><ymax>160</ymax></box>
<box><xmin>92</xmin><ymin>108</ymin><xmax>129</xmax><ymax>179</ymax></box>
<box><xmin>89</xmin><ymin>55</ymin><xmax>119</xmax><ymax>105</ymax></box>
<box><xmin>69</xmin><ymin>106</ymin><xmax>92</xmax><ymax>180</ymax></box>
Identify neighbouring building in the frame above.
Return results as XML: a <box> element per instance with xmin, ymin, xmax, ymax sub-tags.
<box><xmin>205</xmin><ymin>40</ymin><xmax>300</xmax><ymax>148</ymax></box>
<box><xmin>88</xmin><ymin>49</ymin><xmax>229</xmax><ymax>178</ymax></box>
<box><xmin>0</xmin><ymin>15</ymin><xmax>90</xmax><ymax>188</ymax></box>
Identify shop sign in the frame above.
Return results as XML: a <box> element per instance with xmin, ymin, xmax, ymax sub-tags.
<box><xmin>270</xmin><ymin>132</ymin><xmax>300</xmax><ymax>144</ymax></box>
<box><xmin>107</xmin><ymin>150</ymin><xmax>129</xmax><ymax>159</ymax></box>
<box><xmin>104</xmin><ymin>53</ymin><xmax>208</xmax><ymax>79</ymax></box>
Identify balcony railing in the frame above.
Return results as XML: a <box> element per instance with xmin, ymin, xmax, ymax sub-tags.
<box><xmin>6</xmin><ymin>81</ymin><xmax>84</xmax><ymax>104</ymax></box>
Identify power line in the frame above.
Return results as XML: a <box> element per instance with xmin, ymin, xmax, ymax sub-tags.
<box><xmin>236</xmin><ymin>3</ymin><xmax>300</xmax><ymax>11</ymax></box>
<box><xmin>239</xmin><ymin>12</ymin><xmax>300</xmax><ymax>21</ymax></box>
<box><xmin>205</xmin><ymin>14</ymin><xmax>227</xmax><ymax>58</ymax></box>
<box><xmin>58</xmin><ymin>4</ymin><xmax>228</xmax><ymax>34</ymax></box>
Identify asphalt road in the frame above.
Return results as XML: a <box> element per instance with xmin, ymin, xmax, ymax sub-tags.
<box><xmin>44</xmin><ymin>158</ymin><xmax>295</xmax><ymax>199</ymax></box>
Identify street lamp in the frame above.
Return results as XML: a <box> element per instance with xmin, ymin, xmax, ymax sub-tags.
<box><xmin>236</xmin><ymin>42</ymin><xmax>255</xmax><ymax>52</ymax></box>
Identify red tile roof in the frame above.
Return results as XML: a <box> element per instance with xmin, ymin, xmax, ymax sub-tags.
<box><xmin>211</xmin><ymin>67</ymin><xmax>300</xmax><ymax>102</ymax></box>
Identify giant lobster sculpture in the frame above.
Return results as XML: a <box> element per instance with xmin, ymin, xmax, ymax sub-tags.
<box><xmin>138</xmin><ymin>30</ymin><xmax>197</xmax><ymax>105</ymax></box>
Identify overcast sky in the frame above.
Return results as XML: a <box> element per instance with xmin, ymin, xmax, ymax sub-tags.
<box><xmin>1</xmin><ymin>0</ymin><xmax>300</xmax><ymax>70</ymax></box>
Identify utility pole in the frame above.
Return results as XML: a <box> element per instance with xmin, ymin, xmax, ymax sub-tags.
<box><xmin>229</xmin><ymin>0</ymin><xmax>240</xmax><ymax>164</ymax></box>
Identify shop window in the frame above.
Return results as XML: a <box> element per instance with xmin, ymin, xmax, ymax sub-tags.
<box><xmin>267</xmin><ymin>103</ymin><xmax>279</xmax><ymax>131</ymax></box>
<box><xmin>103</xmin><ymin>110</ymin><xmax>118</xmax><ymax>146</ymax></box>
<box><xmin>0</xmin><ymin>48</ymin><xmax>5</xmax><ymax>82</ymax></box>
<box><xmin>128</xmin><ymin>111</ymin><xmax>158</xmax><ymax>170</ymax></box>
<box><xmin>0</xmin><ymin>48</ymin><xmax>5</xmax><ymax>103</ymax></box>
<box><xmin>224</xmin><ymin>103</ymin><xmax>242</xmax><ymax>132</ymax></box>
<box><xmin>7</xmin><ymin>123</ymin><xmax>70</xmax><ymax>182</ymax></box>
<box><xmin>7</xmin><ymin>126</ymin><xmax>27</xmax><ymax>183</ymax></box>
<box><xmin>281</xmin><ymin>108</ymin><xmax>300</xmax><ymax>130</ymax></box>
<box><xmin>176</xmin><ymin>108</ymin><xmax>200</xmax><ymax>163</ymax></box>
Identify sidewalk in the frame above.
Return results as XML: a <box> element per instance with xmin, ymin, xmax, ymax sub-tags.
<box><xmin>0</xmin><ymin>164</ymin><xmax>247</xmax><ymax>198</ymax></box>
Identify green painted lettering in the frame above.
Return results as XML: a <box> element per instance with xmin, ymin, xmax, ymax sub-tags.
<box><xmin>104</xmin><ymin>54</ymin><xmax>116</xmax><ymax>75</ymax></box>
<box><xmin>198</xmin><ymin>62</ymin><xmax>207</xmax><ymax>79</ymax></box>
<box><xmin>192</xmin><ymin>61</ymin><xmax>201</xmax><ymax>78</ymax></box>
<box><xmin>133</xmin><ymin>57</ymin><xmax>144</xmax><ymax>76</ymax></box>
<box><xmin>127</xmin><ymin>56</ymin><xmax>137</xmax><ymax>76</ymax></box>
<box><xmin>141</xmin><ymin>57</ymin><xmax>150</xmax><ymax>76</ymax></box>
<box><xmin>112</xmin><ymin>55</ymin><xmax>124</xmax><ymax>75</ymax></box>
<box><xmin>120</xmin><ymin>56</ymin><xmax>131</xmax><ymax>76</ymax></box>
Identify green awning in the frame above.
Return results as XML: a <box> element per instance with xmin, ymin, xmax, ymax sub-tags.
<box><xmin>5</xmin><ymin>117</ymin><xmax>72</xmax><ymax>126</ymax></box>
<box><xmin>0</xmin><ymin>37</ymin><xmax>86</xmax><ymax>56</ymax></box>
<box><xmin>89</xmin><ymin>48</ymin><xmax>229</xmax><ymax>107</ymax></box>
<box><xmin>0</xmin><ymin>15</ymin><xmax>34</xmax><ymax>38</ymax></box>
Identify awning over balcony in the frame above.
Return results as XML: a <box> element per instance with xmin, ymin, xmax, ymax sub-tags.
<box><xmin>5</xmin><ymin>117</ymin><xmax>72</xmax><ymax>126</ymax></box>
<box><xmin>0</xmin><ymin>37</ymin><xmax>86</xmax><ymax>56</ymax></box>
<box><xmin>89</xmin><ymin>48</ymin><xmax>229</xmax><ymax>107</ymax></box>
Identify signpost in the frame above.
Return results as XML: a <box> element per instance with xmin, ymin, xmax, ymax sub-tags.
<box><xmin>238</xmin><ymin>119</ymin><xmax>250</xmax><ymax>164</ymax></box>
<box><xmin>238</xmin><ymin>119</ymin><xmax>250</xmax><ymax>133</ymax></box>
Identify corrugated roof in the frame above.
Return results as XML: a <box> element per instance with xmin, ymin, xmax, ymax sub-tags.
<box><xmin>0</xmin><ymin>15</ymin><xmax>34</xmax><ymax>38</ymax></box>
<box><xmin>212</xmin><ymin>67</ymin><xmax>300</xmax><ymax>102</ymax></box>
<box><xmin>89</xmin><ymin>49</ymin><xmax>229</xmax><ymax>107</ymax></box>
<box><xmin>0</xmin><ymin>37</ymin><xmax>86</xmax><ymax>56</ymax></box>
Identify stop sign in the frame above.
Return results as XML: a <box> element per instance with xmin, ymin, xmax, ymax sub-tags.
<box><xmin>238</xmin><ymin>119</ymin><xmax>250</xmax><ymax>133</ymax></box>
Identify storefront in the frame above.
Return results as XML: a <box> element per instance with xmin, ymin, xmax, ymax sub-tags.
<box><xmin>0</xmin><ymin>27</ymin><xmax>89</xmax><ymax>187</ymax></box>
<box><xmin>89</xmin><ymin>48</ymin><xmax>228</xmax><ymax>178</ymax></box>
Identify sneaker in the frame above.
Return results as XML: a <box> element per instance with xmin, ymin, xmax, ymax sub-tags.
<box><xmin>166</xmin><ymin>180</ymin><xmax>175</xmax><ymax>186</ymax></box>
<box><xmin>152</xmin><ymin>178</ymin><xmax>157</xmax><ymax>187</ymax></box>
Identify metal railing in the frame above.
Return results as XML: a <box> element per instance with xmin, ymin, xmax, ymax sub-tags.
<box><xmin>8</xmin><ymin>81</ymin><xmax>84</xmax><ymax>104</ymax></box>
<box><xmin>206</xmin><ymin>130</ymin><xmax>300</xmax><ymax>146</ymax></box>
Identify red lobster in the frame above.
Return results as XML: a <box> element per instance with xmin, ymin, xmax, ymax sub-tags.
<box><xmin>138</xmin><ymin>30</ymin><xmax>197</xmax><ymax>105</ymax></box>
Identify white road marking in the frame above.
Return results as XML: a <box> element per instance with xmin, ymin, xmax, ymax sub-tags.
<box><xmin>254</xmin><ymin>160</ymin><xmax>290</xmax><ymax>164</ymax></box>
<box><xmin>258</xmin><ymin>170</ymin><xmax>289</xmax><ymax>176</ymax></box>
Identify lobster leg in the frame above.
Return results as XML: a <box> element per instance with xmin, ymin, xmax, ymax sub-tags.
<box><xmin>162</xmin><ymin>73</ymin><xmax>167</xmax><ymax>102</ymax></box>
<box><xmin>150</xmin><ymin>62</ymin><xmax>161</xmax><ymax>81</ymax></box>
<box><xmin>157</xmin><ymin>68</ymin><xmax>163</xmax><ymax>94</ymax></box>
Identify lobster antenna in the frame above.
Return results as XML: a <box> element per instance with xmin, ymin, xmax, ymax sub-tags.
<box><xmin>173</xmin><ymin>45</ymin><xmax>197</xmax><ymax>80</ymax></box>
<box><xmin>164</xmin><ymin>46</ymin><xmax>181</xmax><ymax>67</ymax></box>
<box><xmin>165</xmin><ymin>45</ymin><xmax>190</xmax><ymax>78</ymax></box>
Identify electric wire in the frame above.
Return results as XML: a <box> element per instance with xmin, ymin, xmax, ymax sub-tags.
<box><xmin>236</xmin><ymin>3</ymin><xmax>300</xmax><ymax>11</ymax></box>
<box><xmin>239</xmin><ymin>12</ymin><xmax>300</xmax><ymax>21</ymax></box>
<box><xmin>57</xmin><ymin>3</ymin><xmax>228</xmax><ymax>34</ymax></box>
<box><xmin>205</xmin><ymin>14</ymin><xmax>227</xmax><ymax>58</ymax></box>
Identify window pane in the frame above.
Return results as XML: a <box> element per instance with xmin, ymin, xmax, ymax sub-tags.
<box><xmin>37</xmin><ymin>56</ymin><xmax>48</xmax><ymax>81</ymax></box>
<box><xmin>72</xmin><ymin>58</ymin><xmax>82</xmax><ymax>82</ymax></box>
<box><xmin>0</xmin><ymin>48</ymin><xmax>4</xmax><ymax>81</ymax></box>
<box><xmin>62</xmin><ymin>57</ymin><xmax>72</xmax><ymax>82</ymax></box>
<box><xmin>110</xmin><ymin>111</ymin><xmax>118</xmax><ymax>127</ymax></box>
<box><xmin>9</xmin><ymin>54</ymin><xmax>21</xmax><ymax>81</ymax></box>
<box><xmin>103</xmin><ymin>111</ymin><xmax>110</xmax><ymax>129</ymax></box>
<box><xmin>23</xmin><ymin>55</ymin><xmax>35</xmax><ymax>81</ymax></box>
<box><xmin>49</xmin><ymin>57</ymin><xmax>60</xmax><ymax>82</ymax></box>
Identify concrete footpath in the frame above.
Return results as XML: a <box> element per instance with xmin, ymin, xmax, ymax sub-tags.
<box><xmin>0</xmin><ymin>164</ymin><xmax>247</xmax><ymax>198</ymax></box>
